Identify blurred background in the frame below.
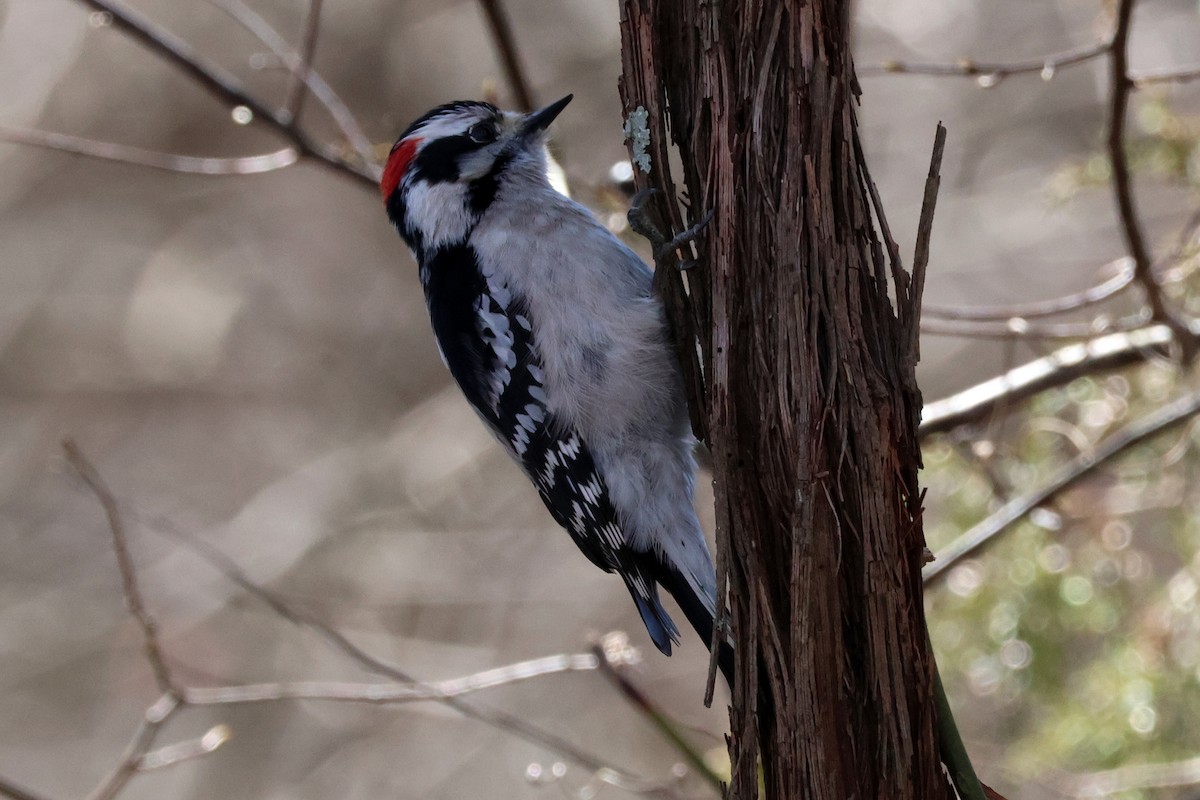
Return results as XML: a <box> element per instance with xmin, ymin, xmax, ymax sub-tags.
<box><xmin>0</xmin><ymin>0</ymin><xmax>1198</xmax><ymax>798</ymax></box>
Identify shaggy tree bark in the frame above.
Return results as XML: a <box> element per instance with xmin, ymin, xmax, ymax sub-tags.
<box><xmin>619</xmin><ymin>3</ymin><xmax>955</xmax><ymax>798</ymax></box>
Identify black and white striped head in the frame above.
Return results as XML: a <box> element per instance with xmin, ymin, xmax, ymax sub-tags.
<box><xmin>381</xmin><ymin>95</ymin><xmax>572</xmax><ymax>258</ymax></box>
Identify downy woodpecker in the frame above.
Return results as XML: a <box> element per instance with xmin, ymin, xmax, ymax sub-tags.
<box><xmin>381</xmin><ymin>95</ymin><xmax>730</xmax><ymax>682</ymax></box>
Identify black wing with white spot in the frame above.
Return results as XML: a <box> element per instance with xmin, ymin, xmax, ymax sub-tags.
<box><xmin>491</xmin><ymin>321</ymin><xmax>682</xmax><ymax>654</ymax></box>
<box><xmin>419</xmin><ymin>243</ymin><xmax>680</xmax><ymax>654</ymax></box>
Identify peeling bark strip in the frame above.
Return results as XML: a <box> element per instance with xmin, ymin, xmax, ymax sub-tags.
<box><xmin>619</xmin><ymin>3</ymin><xmax>954</xmax><ymax>798</ymax></box>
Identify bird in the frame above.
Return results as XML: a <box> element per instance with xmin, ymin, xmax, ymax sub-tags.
<box><xmin>381</xmin><ymin>94</ymin><xmax>731</xmax><ymax>684</ymax></box>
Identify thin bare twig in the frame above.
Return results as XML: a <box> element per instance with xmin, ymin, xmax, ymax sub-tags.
<box><xmin>920</xmin><ymin>313</ymin><xmax>1148</xmax><ymax>340</ymax></box>
<box><xmin>592</xmin><ymin>645</ymin><xmax>724</xmax><ymax>795</ymax></box>
<box><xmin>923</xmin><ymin>390</ymin><xmax>1200</xmax><ymax>584</ymax></box>
<box><xmin>1165</xmin><ymin>206</ymin><xmax>1200</xmax><ymax>263</ymax></box>
<box><xmin>85</xmin><ymin>695</ymin><xmax>180</xmax><ymax>800</ymax></box>
<box><xmin>918</xmin><ymin>321</ymin><xmax>1197</xmax><ymax>438</ymax></box>
<box><xmin>1108</xmin><ymin>0</ymin><xmax>1195</xmax><ymax>361</ymax></box>
<box><xmin>861</xmin><ymin>32</ymin><xmax>1200</xmax><ymax>92</ymax></box>
<box><xmin>923</xmin><ymin>260</ymin><xmax>1134</xmax><ymax>321</ymax></box>
<box><xmin>62</xmin><ymin>440</ymin><xmax>178</xmax><ymax>697</ymax></box>
<box><xmin>63</xmin><ymin>442</ymin><xmax>186</xmax><ymax>800</ymax></box>
<box><xmin>1045</xmin><ymin>754</ymin><xmax>1200</xmax><ymax>796</ymax></box>
<box><xmin>284</xmin><ymin>0</ymin><xmax>324</xmax><ymax>118</ymax></box>
<box><xmin>476</xmin><ymin>0</ymin><xmax>535</xmax><ymax>112</ymax></box>
<box><xmin>183</xmin><ymin>653</ymin><xmax>603</xmax><ymax>706</ymax></box>
<box><xmin>1131</xmin><ymin>63</ymin><xmax>1200</xmax><ymax>87</ymax></box>
<box><xmin>74</xmin><ymin>0</ymin><xmax>377</xmax><ymax>187</ymax></box>
<box><xmin>137</xmin><ymin>725</ymin><xmax>231</xmax><ymax>772</ymax></box>
<box><xmin>0</xmin><ymin>776</ymin><xmax>53</xmax><ymax>800</ymax></box>
<box><xmin>203</xmin><ymin>0</ymin><xmax>375</xmax><ymax>165</ymax></box>
<box><xmin>0</xmin><ymin>126</ymin><xmax>297</xmax><ymax>175</ymax></box>
<box><xmin>859</xmin><ymin>39</ymin><xmax>1110</xmax><ymax>82</ymax></box>
<box><xmin>909</xmin><ymin>123</ymin><xmax>948</xmax><ymax>364</ymax></box>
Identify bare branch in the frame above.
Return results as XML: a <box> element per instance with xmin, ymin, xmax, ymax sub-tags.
<box><xmin>909</xmin><ymin>122</ymin><xmax>948</xmax><ymax>364</ymax></box>
<box><xmin>859</xmin><ymin>39</ymin><xmax>1110</xmax><ymax>82</ymax></box>
<box><xmin>476</xmin><ymin>0</ymin><xmax>535</xmax><ymax>112</ymax></box>
<box><xmin>1107</xmin><ymin>0</ymin><xmax>1195</xmax><ymax>361</ymax></box>
<box><xmin>284</xmin><ymin>0</ymin><xmax>324</xmax><ymax>117</ymax></box>
<box><xmin>920</xmin><ymin>313</ymin><xmax>1148</xmax><ymax>339</ymax></box>
<box><xmin>183</xmin><ymin>652</ymin><xmax>604</xmax><ymax>706</ymax></box>
<box><xmin>202</xmin><ymin>0</ymin><xmax>375</xmax><ymax>165</ymax></box>
<box><xmin>1165</xmin><ymin>206</ymin><xmax>1200</xmax><ymax>263</ymax></box>
<box><xmin>74</xmin><ymin>0</ymin><xmax>377</xmax><ymax>187</ymax></box>
<box><xmin>918</xmin><ymin>322</ymin><xmax>1195</xmax><ymax>438</ymax></box>
<box><xmin>923</xmin><ymin>259</ymin><xmax>1134</xmax><ymax>321</ymax></box>
<box><xmin>1131</xmin><ymin>63</ymin><xmax>1200</xmax><ymax>87</ymax></box>
<box><xmin>1046</xmin><ymin>754</ymin><xmax>1200</xmax><ymax>797</ymax></box>
<box><xmin>62</xmin><ymin>440</ymin><xmax>179</xmax><ymax>697</ymax></box>
<box><xmin>923</xmin><ymin>390</ymin><xmax>1200</xmax><ymax>585</ymax></box>
<box><xmin>592</xmin><ymin>645</ymin><xmax>724</xmax><ymax>795</ymax></box>
<box><xmin>137</xmin><ymin>725</ymin><xmax>231</xmax><ymax>772</ymax></box>
<box><xmin>0</xmin><ymin>125</ymin><xmax>297</xmax><ymax>175</ymax></box>
<box><xmin>126</xmin><ymin>509</ymin><xmax>684</xmax><ymax>797</ymax></box>
<box><xmin>0</xmin><ymin>776</ymin><xmax>53</xmax><ymax>800</ymax></box>
<box><xmin>85</xmin><ymin>694</ymin><xmax>180</xmax><ymax>800</ymax></box>
<box><xmin>59</xmin><ymin>455</ymin><xmax>691</xmax><ymax>799</ymax></box>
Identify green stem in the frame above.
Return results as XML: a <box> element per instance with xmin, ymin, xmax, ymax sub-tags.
<box><xmin>931</xmin><ymin>639</ymin><xmax>988</xmax><ymax>800</ymax></box>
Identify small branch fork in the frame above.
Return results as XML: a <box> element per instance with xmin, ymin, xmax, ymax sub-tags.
<box><xmin>62</xmin><ymin>440</ymin><xmax>178</xmax><ymax>699</ymax></box>
<box><xmin>1107</xmin><ymin>0</ymin><xmax>1196</xmax><ymax>362</ymax></box>
<box><xmin>127</xmin><ymin>511</ymin><xmax>678</xmax><ymax>793</ymax></box>
<box><xmin>75</xmin><ymin>0</ymin><xmax>375</xmax><ymax>185</ymax></box>
<box><xmin>4</xmin><ymin>0</ymin><xmax>541</xmax><ymax>186</ymax></box>
<box><xmin>0</xmin><ymin>0</ymin><xmax>379</xmax><ymax>187</ymax></box>
<box><xmin>863</xmin><ymin>0</ymin><xmax>1198</xmax><ymax>364</ymax></box>
<box><xmin>202</xmin><ymin>0</ymin><xmax>374</xmax><ymax>165</ymax></box>
<box><xmin>2</xmin><ymin>441</ymin><xmax>701</xmax><ymax>800</ymax></box>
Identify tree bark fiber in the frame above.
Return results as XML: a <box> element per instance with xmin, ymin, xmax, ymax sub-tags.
<box><xmin>618</xmin><ymin>3</ymin><xmax>954</xmax><ymax>798</ymax></box>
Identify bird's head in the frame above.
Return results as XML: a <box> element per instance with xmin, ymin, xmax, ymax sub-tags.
<box><xmin>382</xmin><ymin>94</ymin><xmax>572</xmax><ymax>256</ymax></box>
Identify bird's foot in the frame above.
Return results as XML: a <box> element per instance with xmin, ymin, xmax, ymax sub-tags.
<box><xmin>626</xmin><ymin>188</ymin><xmax>714</xmax><ymax>271</ymax></box>
<box><xmin>654</xmin><ymin>207</ymin><xmax>715</xmax><ymax>270</ymax></box>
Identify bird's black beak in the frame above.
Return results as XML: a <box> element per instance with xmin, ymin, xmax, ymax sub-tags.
<box><xmin>518</xmin><ymin>94</ymin><xmax>572</xmax><ymax>139</ymax></box>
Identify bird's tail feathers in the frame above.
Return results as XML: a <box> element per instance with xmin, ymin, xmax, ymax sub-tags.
<box><xmin>630</xmin><ymin>551</ymin><xmax>734</xmax><ymax>687</ymax></box>
<box><xmin>622</xmin><ymin>567</ymin><xmax>680</xmax><ymax>656</ymax></box>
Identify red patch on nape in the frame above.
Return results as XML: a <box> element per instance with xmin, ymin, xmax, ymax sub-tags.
<box><xmin>380</xmin><ymin>137</ymin><xmax>422</xmax><ymax>200</ymax></box>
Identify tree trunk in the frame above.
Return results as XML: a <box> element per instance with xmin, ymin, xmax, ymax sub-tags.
<box><xmin>618</xmin><ymin>3</ymin><xmax>954</xmax><ymax>798</ymax></box>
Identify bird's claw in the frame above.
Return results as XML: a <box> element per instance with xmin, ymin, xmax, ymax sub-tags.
<box><xmin>653</xmin><ymin>207</ymin><xmax>715</xmax><ymax>270</ymax></box>
<box><xmin>626</xmin><ymin>188</ymin><xmax>666</xmax><ymax>250</ymax></box>
<box><xmin>627</xmin><ymin>189</ymin><xmax>714</xmax><ymax>271</ymax></box>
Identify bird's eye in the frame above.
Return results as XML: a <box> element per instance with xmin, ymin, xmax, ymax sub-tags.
<box><xmin>468</xmin><ymin>122</ymin><xmax>497</xmax><ymax>144</ymax></box>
